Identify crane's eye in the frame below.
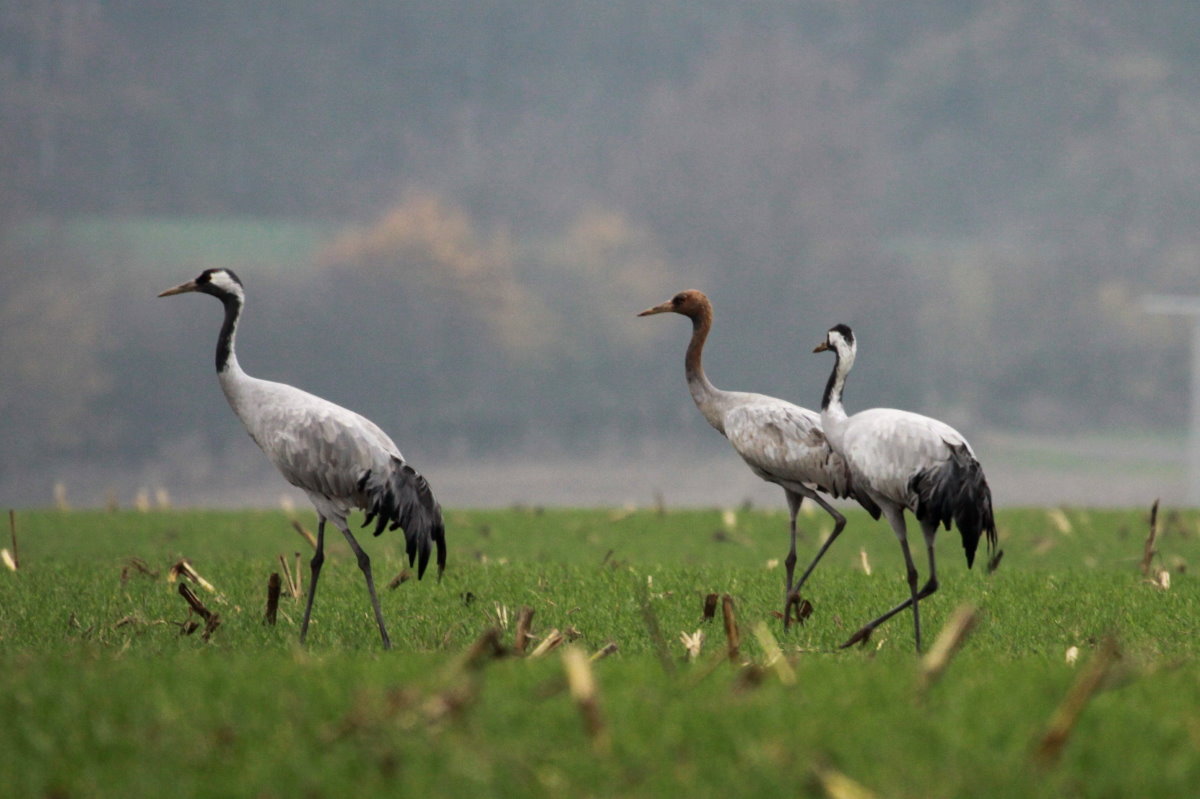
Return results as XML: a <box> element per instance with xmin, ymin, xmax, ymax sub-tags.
<box><xmin>672</xmin><ymin>293</ymin><xmax>686</xmax><ymax>306</ymax></box>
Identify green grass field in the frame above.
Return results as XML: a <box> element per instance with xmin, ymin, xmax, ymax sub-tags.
<box><xmin>2</xmin><ymin>505</ymin><xmax>1198</xmax><ymax>798</ymax></box>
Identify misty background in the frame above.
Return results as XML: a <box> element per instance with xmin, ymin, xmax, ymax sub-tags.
<box><xmin>1</xmin><ymin>1</ymin><xmax>1196</xmax><ymax>510</ymax></box>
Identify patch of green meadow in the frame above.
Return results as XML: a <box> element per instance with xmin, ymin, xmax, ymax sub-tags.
<box><xmin>1</xmin><ymin>505</ymin><xmax>1198</xmax><ymax>797</ymax></box>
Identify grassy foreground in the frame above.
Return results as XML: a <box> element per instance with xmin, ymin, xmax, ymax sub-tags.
<box><xmin>1</xmin><ymin>505</ymin><xmax>1198</xmax><ymax>797</ymax></box>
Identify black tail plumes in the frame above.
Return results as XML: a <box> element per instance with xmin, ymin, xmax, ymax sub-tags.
<box><xmin>909</xmin><ymin>442</ymin><xmax>997</xmax><ymax>568</ymax></box>
<box><xmin>360</xmin><ymin>456</ymin><xmax>447</xmax><ymax>579</ymax></box>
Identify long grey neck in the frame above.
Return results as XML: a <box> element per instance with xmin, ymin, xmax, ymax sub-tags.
<box><xmin>684</xmin><ymin>308</ymin><xmax>728</xmax><ymax>433</ymax></box>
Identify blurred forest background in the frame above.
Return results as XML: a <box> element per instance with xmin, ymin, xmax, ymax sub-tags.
<box><xmin>2</xmin><ymin>0</ymin><xmax>1197</xmax><ymax>508</ymax></box>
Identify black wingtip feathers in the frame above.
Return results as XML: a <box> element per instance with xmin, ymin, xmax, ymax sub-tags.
<box><xmin>359</xmin><ymin>456</ymin><xmax>446</xmax><ymax>580</ymax></box>
<box><xmin>909</xmin><ymin>442</ymin><xmax>996</xmax><ymax>569</ymax></box>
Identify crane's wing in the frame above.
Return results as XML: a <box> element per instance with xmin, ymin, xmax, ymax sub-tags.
<box><xmin>842</xmin><ymin>408</ymin><xmax>994</xmax><ymax>565</ymax></box>
<box><xmin>723</xmin><ymin>397</ymin><xmax>853</xmax><ymax>499</ymax></box>
<box><xmin>840</xmin><ymin>408</ymin><xmax>971</xmax><ymax>503</ymax></box>
<box><xmin>235</xmin><ymin>379</ymin><xmax>446</xmax><ymax>578</ymax></box>
<box><xmin>246</xmin><ymin>388</ymin><xmax>401</xmax><ymax>500</ymax></box>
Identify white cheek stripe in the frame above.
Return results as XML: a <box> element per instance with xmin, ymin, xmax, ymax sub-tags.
<box><xmin>209</xmin><ymin>270</ymin><xmax>243</xmax><ymax>296</ymax></box>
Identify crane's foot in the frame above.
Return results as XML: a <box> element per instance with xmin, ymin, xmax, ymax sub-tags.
<box><xmin>840</xmin><ymin>625</ymin><xmax>874</xmax><ymax>649</ymax></box>
<box><xmin>783</xmin><ymin>592</ymin><xmax>812</xmax><ymax>629</ymax></box>
<box><xmin>987</xmin><ymin>548</ymin><xmax>1005</xmax><ymax>574</ymax></box>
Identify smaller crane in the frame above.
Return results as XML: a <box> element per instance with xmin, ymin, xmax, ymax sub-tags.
<box><xmin>640</xmin><ymin>290</ymin><xmax>878</xmax><ymax>626</ymax></box>
<box><xmin>815</xmin><ymin>323</ymin><xmax>997</xmax><ymax>651</ymax></box>
<box><xmin>160</xmin><ymin>268</ymin><xmax>445</xmax><ymax>649</ymax></box>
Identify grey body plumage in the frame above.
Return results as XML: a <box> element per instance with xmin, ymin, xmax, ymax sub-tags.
<box><xmin>160</xmin><ymin>268</ymin><xmax>445</xmax><ymax>649</ymax></box>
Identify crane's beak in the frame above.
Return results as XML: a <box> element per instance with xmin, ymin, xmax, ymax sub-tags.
<box><xmin>813</xmin><ymin>340</ymin><xmax>830</xmax><ymax>353</ymax></box>
<box><xmin>637</xmin><ymin>300</ymin><xmax>673</xmax><ymax>317</ymax></box>
<box><xmin>158</xmin><ymin>279</ymin><xmax>199</xmax><ymax>298</ymax></box>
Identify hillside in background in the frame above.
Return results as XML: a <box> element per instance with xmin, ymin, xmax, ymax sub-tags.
<box><xmin>1</xmin><ymin>1</ymin><xmax>1197</xmax><ymax>505</ymax></box>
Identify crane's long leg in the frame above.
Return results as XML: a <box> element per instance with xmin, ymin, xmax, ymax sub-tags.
<box><xmin>842</xmin><ymin>521</ymin><xmax>941</xmax><ymax>646</ymax></box>
<box><xmin>337</xmin><ymin>523</ymin><xmax>392</xmax><ymax>650</ymax></box>
<box><xmin>899</xmin><ymin>528</ymin><xmax>922</xmax><ymax>651</ymax></box>
<box><xmin>844</xmin><ymin>520</ymin><xmax>936</xmax><ymax>643</ymax></box>
<box><xmin>783</xmin><ymin>489</ymin><xmax>848</xmax><ymax>629</ymax></box>
<box><xmin>782</xmin><ymin>491</ymin><xmax>803</xmax><ymax>629</ymax></box>
<box><xmin>299</xmin><ymin>518</ymin><xmax>326</xmax><ymax>644</ymax></box>
<box><xmin>844</xmin><ymin>506</ymin><xmax>926</xmax><ymax>652</ymax></box>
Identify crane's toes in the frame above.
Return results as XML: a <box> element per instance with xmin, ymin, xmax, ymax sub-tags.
<box><xmin>793</xmin><ymin>597</ymin><xmax>813</xmax><ymax>625</ymax></box>
<box><xmin>987</xmin><ymin>548</ymin><xmax>1005</xmax><ymax>574</ymax></box>
<box><xmin>839</xmin><ymin>626</ymin><xmax>874</xmax><ymax>649</ymax></box>
<box><xmin>782</xmin><ymin>593</ymin><xmax>813</xmax><ymax>629</ymax></box>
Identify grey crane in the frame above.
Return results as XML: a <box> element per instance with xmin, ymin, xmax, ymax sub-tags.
<box><xmin>639</xmin><ymin>290</ymin><xmax>878</xmax><ymax>626</ymax></box>
<box><xmin>814</xmin><ymin>323</ymin><xmax>996</xmax><ymax>652</ymax></box>
<box><xmin>159</xmin><ymin>268</ymin><xmax>445</xmax><ymax>649</ymax></box>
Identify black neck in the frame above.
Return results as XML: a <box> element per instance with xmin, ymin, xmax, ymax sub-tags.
<box><xmin>821</xmin><ymin>349</ymin><xmax>841</xmax><ymax>411</ymax></box>
<box><xmin>216</xmin><ymin>294</ymin><xmax>241</xmax><ymax>372</ymax></box>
